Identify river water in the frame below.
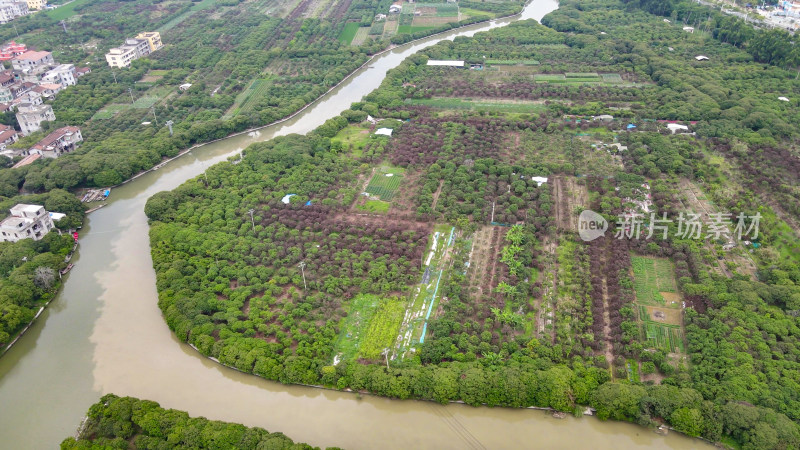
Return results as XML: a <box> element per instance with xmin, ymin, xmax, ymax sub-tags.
<box><xmin>0</xmin><ymin>2</ymin><xmax>706</xmax><ymax>448</ymax></box>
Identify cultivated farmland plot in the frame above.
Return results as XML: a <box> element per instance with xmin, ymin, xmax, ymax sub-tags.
<box><xmin>365</xmin><ymin>167</ymin><xmax>404</xmax><ymax>201</ymax></box>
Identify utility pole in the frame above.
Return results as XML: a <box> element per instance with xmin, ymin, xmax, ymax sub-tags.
<box><xmin>298</xmin><ymin>261</ymin><xmax>307</xmax><ymax>291</ymax></box>
<box><xmin>151</xmin><ymin>107</ymin><xmax>159</xmax><ymax>126</ymax></box>
<box><xmin>59</xmin><ymin>20</ymin><xmax>67</xmax><ymax>33</ymax></box>
<box><xmin>382</xmin><ymin>348</ymin><xmax>390</xmax><ymax>370</ymax></box>
<box><xmin>165</xmin><ymin>120</ymin><xmax>174</xmax><ymax>136</ymax></box>
<box><xmin>247</xmin><ymin>208</ymin><xmax>255</xmax><ymax>233</ymax></box>
<box><xmin>128</xmin><ymin>87</ymin><xmax>134</xmax><ymax>104</ymax></box>
<box><xmin>111</xmin><ymin>71</ymin><xmax>117</xmax><ymax>84</ymax></box>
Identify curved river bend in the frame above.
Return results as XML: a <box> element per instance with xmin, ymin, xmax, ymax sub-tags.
<box><xmin>0</xmin><ymin>2</ymin><xmax>707</xmax><ymax>448</ymax></box>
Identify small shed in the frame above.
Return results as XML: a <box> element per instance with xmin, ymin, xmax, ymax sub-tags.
<box><xmin>375</xmin><ymin>128</ymin><xmax>393</xmax><ymax>137</ymax></box>
<box><xmin>594</xmin><ymin>114</ymin><xmax>614</xmax><ymax>122</ymax></box>
<box><xmin>683</xmin><ymin>26</ymin><xmax>695</xmax><ymax>33</ymax></box>
<box><xmin>389</xmin><ymin>4</ymin><xmax>401</xmax><ymax>13</ymax></box>
<box><xmin>778</xmin><ymin>96</ymin><xmax>790</xmax><ymax>102</ymax></box>
<box><xmin>695</xmin><ymin>55</ymin><xmax>709</xmax><ymax>61</ymax></box>
<box><xmin>179</xmin><ymin>83</ymin><xmax>193</xmax><ymax>91</ymax></box>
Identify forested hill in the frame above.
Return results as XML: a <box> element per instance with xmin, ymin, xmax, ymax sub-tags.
<box><xmin>61</xmin><ymin>394</ymin><xmax>329</xmax><ymax>449</ymax></box>
<box><xmin>147</xmin><ymin>0</ymin><xmax>800</xmax><ymax>448</ymax></box>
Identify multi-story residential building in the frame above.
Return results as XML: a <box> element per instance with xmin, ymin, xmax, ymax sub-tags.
<box><xmin>135</xmin><ymin>32</ymin><xmax>163</xmax><ymax>52</ymax></box>
<box><xmin>0</xmin><ymin>1</ymin><xmax>28</xmax><ymax>24</ymax></box>
<box><xmin>29</xmin><ymin>126</ymin><xmax>81</xmax><ymax>158</ymax></box>
<box><xmin>11</xmin><ymin>89</ymin><xmax>42</xmax><ymax>108</ymax></box>
<box><xmin>11</xmin><ymin>50</ymin><xmax>53</xmax><ymax>73</ymax></box>
<box><xmin>41</xmin><ymin>64</ymin><xmax>75</xmax><ymax>86</ymax></box>
<box><xmin>16</xmin><ymin>103</ymin><xmax>54</xmax><ymax>134</ymax></box>
<box><xmin>0</xmin><ymin>41</ymin><xmax>27</xmax><ymax>60</ymax></box>
<box><xmin>105</xmin><ymin>46</ymin><xmax>138</xmax><ymax>69</ymax></box>
<box><xmin>106</xmin><ymin>32</ymin><xmax>161</xmax><ymax>68</ymax></box>
<box><xmin>24</xmin><ymin>0</ymin><xmax>44</xmax><ymax>10</ymax></box>
<box><xmin>0</xmin><ymin>204</ymin><xmax>56</xmax><ymax>242</ymax></box>
<box><xmin>9</xmin><ymin>81</ymin><xmax>34</xmax><ymax>98</ymax></box>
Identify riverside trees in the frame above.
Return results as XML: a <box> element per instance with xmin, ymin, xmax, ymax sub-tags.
<box><xmin>146</xmin><ymin>0</ymin><xmax>800</xmax><ymax>447</ymax></box>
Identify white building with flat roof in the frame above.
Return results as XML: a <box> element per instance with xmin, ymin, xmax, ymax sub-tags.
<box><xmin>16</xmin><ymin>103</ymin><xmax>54</xmax><ymax>134</ymax></box>
<box><xmin>0</xmin><ymin>203</ymin><xmax>56</xmax><ymax>242</ymax></box>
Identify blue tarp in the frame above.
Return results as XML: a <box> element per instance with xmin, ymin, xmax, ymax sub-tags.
<box><xmin>627</xmin><ymin>124</ymin><xmax>637</xmax><ymax>129</ymax></box>
<box><xmin>103</xmin><ymin>190</ymin><xmax>110</xmax><ymax>197</ymax></box>
<box><xmin>305</xmin><ymin>201</ymin><xmax>312</xmax><ymax>206</ymax></box>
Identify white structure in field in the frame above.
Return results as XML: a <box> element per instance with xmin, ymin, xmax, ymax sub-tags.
<box><xmin>0</xmin><ymin>204</ymin><xmax>56</xmax><ymax>242</ymax></box>
<box><xmin>426</xmin><ymin>60</ymin><xmax>465</xmax><ymax>67</ymax></box>
<box><xmin>375</xmin><ymin>128</ymin><xmax>393</xmax><ymax>136</ymax></box>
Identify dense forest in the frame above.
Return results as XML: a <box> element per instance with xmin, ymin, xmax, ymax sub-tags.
<box><xmin>0</xmin><ymin>190</ymin><xmax>84</xmax><ymax>350</ymax></box>
<box><xmin>149</xmin><ymin>0</ymin><xmax>800</xmax><ymax>448</ymax></box>
<box><xmin>61</xmin><ymin>394</ymin><xmax>326</xmax><ymax>449</ymax></box>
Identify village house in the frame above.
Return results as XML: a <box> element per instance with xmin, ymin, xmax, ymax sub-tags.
<box><xmin>136</xmin><ymin>32</ymin><xmax>163</xmax><ymax>52</ymax></box>
<box><xmin>75</xmin><ymin>66</ymin><xmax>91</xmax><ymax>77</ymax></box>
<box><xmin>0</xmin><ymin>123</ymin><xmax>18</xmax><ymax>149</ymax></box>
<box><xmin>29</xmin><ymin>126</ymin><xmax>82</xmax><ymax>158</ymax></box>
<box><xmin>0</xmin><ymin>203</ymin><xmax>56</xmax><ymax>242</ymax></box>
<box><xmin>106</xmin><ymin>32</ymin><xmax>162</xmax><ymax>68</ymax></box>
<box><xmin>31</xmin><ymin>82</ymin><xmax>62</xmax><ymax>98</ymax></box>
<box><xmin>0</xmin><ymin>86</ymin><xmax>12</xmax><ymax>103</ymax></box>
<box><xmin>11</xmin><ymin>89</ymin><xmax>42</xmax><ymax>108</ymax></box>
<box><xmin>11</xmin><ymin>50</ymin><xmax>53</xmax><ymax>74</ymax></box>
<box><xmin>16</xmin><ymin>103</ymin><xmax>54</xmax><ymax>134</ymax></box>
<box><xmin>24</xmin><ymin>0</ymin><xmax>44</xmax><ymax>10</ymax></box>
<box><xmin>41</xmin><ymin>64</ymin><xmax>76</xmax><ymax>86</ymax></box>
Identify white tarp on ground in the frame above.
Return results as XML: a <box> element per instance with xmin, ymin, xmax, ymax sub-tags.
<box><xmin>426</xmin><ymin>60</ymin><xmax>465</xmax><ymax>67</ymax></box>
<box><xmin>666</xmin><ymin>123</ymin><xmax>689</xmax><ymax>133</ymax></box>
<box><xmin>778</xmin><ymin>96</ymin><xmax>790</xmax><ymax>102</ymax></box>
<box><xmin>281</xmin><ymin>194</ymin><xmax>296</xmax><ymax>204</ymax></box>
<box><xmin>532</xmin><ymin>176</ymin><xmax>548</xmax><ymax>186</ymax></box>
<box><xmin>375</xmin><ymin>128</ymin><xmax>393</xmax><ymax>136</ymax></box>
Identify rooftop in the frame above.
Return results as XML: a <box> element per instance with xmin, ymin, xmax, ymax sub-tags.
<box><xmin>32</xmin><ymin>126</ymin><xmax>80</xmax><ymax>150</ymax></box>
<box><xmin>14</xmin><ymin>50</ymin><xmax>51</xmax><ymax>61</ymax></box>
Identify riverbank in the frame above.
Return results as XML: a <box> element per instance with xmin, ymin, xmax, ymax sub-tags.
<box><xmin>106</xmin><ymin>4</ymin><xmax>538</xmax><ymax>193</ymax></box>
<box><xmin>0</xmin><ymin>242</ymin><xmax>79</xmax><ymax>358</ymax></box>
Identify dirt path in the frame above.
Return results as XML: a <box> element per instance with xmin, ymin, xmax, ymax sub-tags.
<box><xmin>599</xmin><ymin>246</ymin><xmax>615</xmax><ymax>368</ymax></box>
<box><xmin>431</xmin><ymin>180</ymin><xmax>444</xmax><ymax>212</ymax></box>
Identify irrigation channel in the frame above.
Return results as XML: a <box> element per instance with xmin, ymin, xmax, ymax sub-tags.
<box><xmin>0</xmin><ymin>1</ymin><xmax>708</xmax><ymax>448</ymax></box>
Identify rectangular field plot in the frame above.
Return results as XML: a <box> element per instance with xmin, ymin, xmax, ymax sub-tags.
<box><xmin>365</xmin><ymin>167</ymin><xmax>404</xmax><ymax>201</ymax></box>
<box><xmin>631</xmin><ymin>256</ymin><xmax>679</xmax><ymax>307</ymax></box>
<box><xmin>338</xmin><ymin>22</ymin><xmax>360</xmax><ymax>44</ymax></box>
<box><xmin>334</xmin><ymin>294</ymin><xmax>406</xmax><ymax>361</ymax></box>
<box><xmin>601</xmin><ymin>73</ymin><xmax>624</xmax><ymax>83</ymax></box>
<box><xmin>642</xmin><ymin>322</ymin><xmax>685</xmax><ymax>353</ymax></box>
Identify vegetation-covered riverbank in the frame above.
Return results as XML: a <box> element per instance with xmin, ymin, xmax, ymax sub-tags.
<box><xmin>145</xmin><ymin>0</ymin><xmax>800</xmax><ymax>448</ymax></box>
<box><xmin>62</xmin><ymin>394</ymin><xmax>329</xmax><ymax>449</ymax></box>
